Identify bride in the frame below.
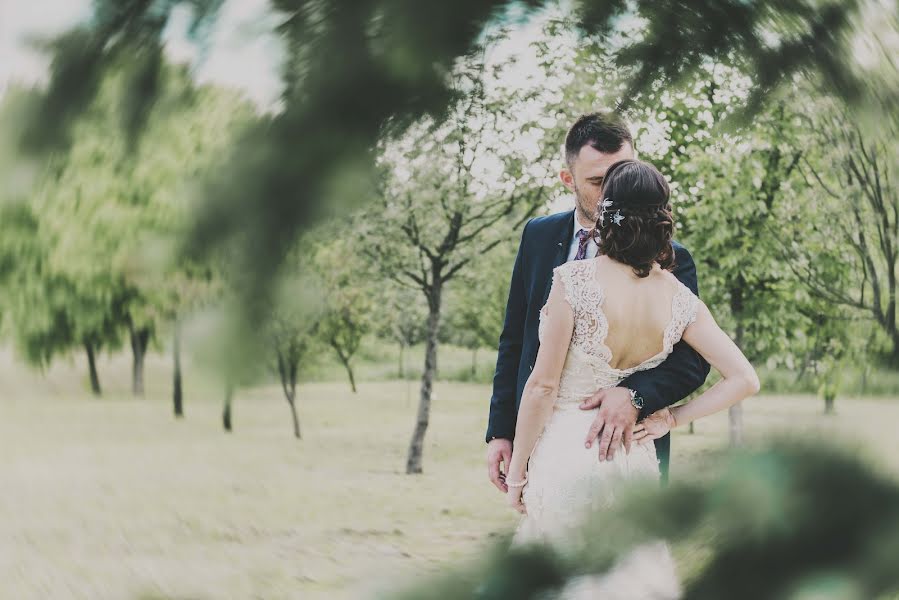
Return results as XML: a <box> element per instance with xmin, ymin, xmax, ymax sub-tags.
<box><xmin>503</xmin><ymin>159</ymin><xmax>760</xmax><ymax>597</ymax></box>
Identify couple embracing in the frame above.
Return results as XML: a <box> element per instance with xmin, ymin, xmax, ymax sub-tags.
<box><xmin>483</xmin><ymin>113</ymin><xmax>760</xmax><ymax>598</ymax></box>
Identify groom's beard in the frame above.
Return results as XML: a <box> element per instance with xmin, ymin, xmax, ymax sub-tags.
<box><xmin>574</xmin><ymin>185</ymin><xmax>600</xmax><ymax>225</ymax></box>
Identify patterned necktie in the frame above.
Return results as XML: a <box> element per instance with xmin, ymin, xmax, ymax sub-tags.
<box><xmin>574</xmin><ymin>228</ymin><xmax>592</xmax><ymax>261</ymax></box>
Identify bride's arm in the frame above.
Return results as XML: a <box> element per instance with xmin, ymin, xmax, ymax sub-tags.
<box><xmin>506</xmin><ymin>271</ymin><xmax>574</xmax><ymax>482</ymax></box>
<box><xmin>668</xmin><ymin>300</ymin><xmax>760</xmax><ymax>428</ymax></box>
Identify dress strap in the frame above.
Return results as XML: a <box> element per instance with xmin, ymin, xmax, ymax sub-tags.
<box><xmin>663</xmin><ymin>282</ymin><xmax>700</xmax><ymax>352</ymax></box>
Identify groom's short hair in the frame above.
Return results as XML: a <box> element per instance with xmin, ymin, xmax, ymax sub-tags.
<box><xmin>565</xmin><ymin>112</ymin><xmax>633</xmax><ymax>166</ymax></box>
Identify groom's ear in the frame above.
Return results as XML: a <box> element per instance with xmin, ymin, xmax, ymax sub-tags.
<box><xmin>559</xmin><ymin>167</ymin><xmax>575</xmax><ymax>192</ymax></box>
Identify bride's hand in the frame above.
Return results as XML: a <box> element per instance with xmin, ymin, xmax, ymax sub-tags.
<box><xmin>506</xmin><ymin>482</ymin><xmax>527</xmax><ymax>515</ymax></box>
<box><xmin>632</xmin><ymin>408</ymin><xmax>677</xmax><ymax>445</ymax></box>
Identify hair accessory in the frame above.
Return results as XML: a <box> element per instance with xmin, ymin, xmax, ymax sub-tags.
<box><xmin>599</xmin><ymin>198</ymin><xmax>614</xmax><ymax>227</ymax></box>
<box><xmin>599</xmin><ymin>198</ymin><xmax>625</xmax><ymax>227</ymax></box>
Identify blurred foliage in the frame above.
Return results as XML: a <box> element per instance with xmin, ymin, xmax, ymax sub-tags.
<box><xmin>0</xmin><ymin>55</ymin><xmax>252</xmax><ymax>391</ymax></box>
<box><xmin>309</xmin><ymin>235</ymin><xmax>377</xmax><ymax>393</ymax></box>
<box><xmin>385</xmin><ymin>441</ymin><xmax>899</xmax><ymax>600</ymax></box>
<box><xmin>3</xmin><ymin>0</ymin><xmax>893</xmax><ymax>329</ymax></box>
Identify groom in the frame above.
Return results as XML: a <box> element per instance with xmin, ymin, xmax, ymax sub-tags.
<box><xmin>485</xmin><ymin>112</ymin><xmax>709</xmax><ymax>491</ymax></box>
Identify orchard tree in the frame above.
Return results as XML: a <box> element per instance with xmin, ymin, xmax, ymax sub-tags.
<box><xmin>0</xmin><ymin>200</ymin><xmax>126</xmax><ymax>395</ymax></box>
<box><xmin>781</xmin><ymin>103</ymin><xmax>899</xmax><ymax>365</ymax></box>
<box><xmin>676</xmin><ymin>100</ymin><xmax>806</xmax><ymax>445</ymax></box>
<box><xmin>269</xmin><ymin>306</ymin><xmax>318</xmax><ymax>439</ymax></box>
<box><xmin>367</xmin><ymin>54</ymin><xmax>559</xmax><ymax>474</ymax></box>
<box><xmin>312</xmin><ymin>240</ymin><xmax>374</xmax><ymax>393</ymax></box>
<box><xmin>159</xmin><ymin>263</ymin><xmax>222</xmax><ymax>418</ymax></box>
<box><xmin>374</xmin><ymin>286</ymin><xmax>428</xmax><ymax>379</ymax></box>
<box><xmin>443</xmin><ymin>243</ymin><xmax>513</xmax><ymax>377</ymax></box>
<box><xmin>7</xmin><ymin>56</ymin><xmax>254</xmax><ymax>397</ymax></box>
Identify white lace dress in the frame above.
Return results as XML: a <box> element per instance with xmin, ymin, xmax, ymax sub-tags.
<box><xmin>509</xmin><ymin>259</ymin><xmax>699</xmax><ymax>600</ymax></box>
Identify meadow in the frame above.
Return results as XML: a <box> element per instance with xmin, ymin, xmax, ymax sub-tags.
<box><xmin>2</xmin><ymin>346</ymin><xmax>899</xmax><ymax>599</ymax></box>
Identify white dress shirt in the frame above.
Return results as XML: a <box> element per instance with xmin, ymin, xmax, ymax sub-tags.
<box><xmin>565</xmin><ymin>221</ymin><xmax>599</xmax><ymax>262</ymax></box>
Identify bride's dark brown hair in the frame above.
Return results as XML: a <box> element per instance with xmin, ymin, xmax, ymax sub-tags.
<box><xmin>595</xmin><ymin>159</ymin><xmax>675</xmax><ymax>278</ymax></box>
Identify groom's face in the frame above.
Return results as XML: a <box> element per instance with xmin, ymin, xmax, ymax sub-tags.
<box><xmin>561</xmin><ymin>142</ymin><xmax>634</xmax><ymax>224</ymax></box>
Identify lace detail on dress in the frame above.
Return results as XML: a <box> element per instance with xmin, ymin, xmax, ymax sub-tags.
<box><xmin>539</xmin><ymin>262</ymin><xmax>700</xmax><ymax>379</ymax></box>
<box><xmin>555</xmin><ymin>261</ymin><xmax>612</xmax><ymax>363</ymax></box>
<box><xmin>668</xmin><ymin>282</ymin><xmax>700</xmax><ymax>341</ymax></box>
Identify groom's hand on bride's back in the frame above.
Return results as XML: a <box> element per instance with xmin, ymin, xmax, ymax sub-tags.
<box><xmin>487</xmin><ymin>438</ymin><xmax>513</xmax><ymax>493</ymax></box>
<box><xmin>580</xmin><ymin>387</ymin><xmax>639</xmax><ymax>462</ymax></box>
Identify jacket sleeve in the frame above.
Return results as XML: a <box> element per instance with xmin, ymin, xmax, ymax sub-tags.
<box><xmin>619</xmin><ymin>244</ymin><xmax>711</xmax><ymax>418</ymax></box>
<box><xmin>485</xmin><ymin>220</ymin><xmax>532</xmax><ymax>443</ymax></box>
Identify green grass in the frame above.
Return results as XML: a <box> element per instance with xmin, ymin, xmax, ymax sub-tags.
<box><xmin>2</xmin><ymin>346</ymin><xmax>899</xmax><ymax>599</ymax></box>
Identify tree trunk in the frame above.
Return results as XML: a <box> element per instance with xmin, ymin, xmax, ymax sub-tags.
<box><xmin>129</xmin><ymin>322</ymin><xmax>150</xmax><ymax>396</ymax></box>
<box><xmin>471</xmin><ymin>347</ymin><xmax>477</xmax><ymax>377</ymax></box>
<box><xmin>406</xmin><ymin>283</ymin><xmax>442</xmax><ymax>474</ymax></box>
<box><xmin>330</xmin><ymin>341</ymin><xmax>357</xmax><ymax>393</ymax></box>
<box><xmin>173</xmin><ymin>320</ymin><xmax>183</xmax><ymax>418</ymax></box>
<box><xmin>861</xmin><ymin>329</ymin><xmax>877</xmax><ymax>396</ymax></box>
<box><xmin>223</xmin><ymin>383</ymin><xmax>233</xmax><ymax>432</ymax></box>
<box><xmin>688</xmin><ymin>421</ymin><xmax>695</xmax><ymax>435</ymax></box>
<box><xmin>277</xmin><ymin>350</ymin><xmax>302</xmax><ymax>439</ymax></box>
<box><xmin>339</xmin><ymin>355</ymin><xmax>357</xmax><ymax>393</ymax></box>
<box><xmin>84</xmin><ymin>340</ymin><xmax>101</xmax><ymax>396</ymax></box>
<box><xmin>346</xmin><ymin>363</ymin><xmax>357</xmax><ymax>393</ymax></box>
<box><xmin>398</xmin><ymin>342</ymin><xmax>405</xmax><ymax>379</ymax></box>
<box><xmin>824</xmin><ymin>394</ymin><xmax>835</xmax><ymax>415</ymax></box>
<box><xmin>287</xmin><ymin>392</ymin><xmax>301</xmax><ymax>439</ymax></box>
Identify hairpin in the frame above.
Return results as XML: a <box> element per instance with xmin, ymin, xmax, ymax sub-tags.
<box><xmin>599</xmin><ymin>198</ymin><xmax>625</xmax><ymax>226</ymax></box>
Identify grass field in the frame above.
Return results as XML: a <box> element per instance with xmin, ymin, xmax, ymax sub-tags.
<box><xmin>2</xmin><ymin>347</ymin><xmax>899</xmax><ymax>599</ymax></box>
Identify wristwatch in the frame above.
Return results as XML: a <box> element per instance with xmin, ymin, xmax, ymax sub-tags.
<box><xmin>627</xmin><ymin>388</ymin><xmax>644</xmax><ymax>411</ymax></box>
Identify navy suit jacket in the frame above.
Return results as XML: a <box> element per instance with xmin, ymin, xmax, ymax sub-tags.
<box><xmin>485</xmin><ymin>209</ymin><xmax>710</xmax><ymax>480</ymax></box>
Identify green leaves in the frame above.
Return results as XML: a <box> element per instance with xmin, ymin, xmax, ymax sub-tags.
<box><xmin>0</xmin><ymin>56</ymin><xmax>252</xmax><ymax>373</ymax></box>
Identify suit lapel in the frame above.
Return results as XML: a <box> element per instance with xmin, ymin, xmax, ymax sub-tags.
<box><xmin>542</xmin><ymin>210</ymin><xmax>576</xmax><ymax>306</ymax></box>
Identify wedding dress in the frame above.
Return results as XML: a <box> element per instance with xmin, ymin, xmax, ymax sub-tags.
<box><xmin>509</xmin><ymin>258</ymin><xmax>699</xmax><ymax>599</ymax></box>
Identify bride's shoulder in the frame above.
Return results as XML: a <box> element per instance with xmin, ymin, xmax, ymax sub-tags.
<box><xmin>659</xmin><ymin>269</ymin><xmax>690</xmax><ymax>291</ymax></box>
<box><xmin>553</xmin><ymin>259</ymin><xmax>594</xmax><ymax>280</ymax></box>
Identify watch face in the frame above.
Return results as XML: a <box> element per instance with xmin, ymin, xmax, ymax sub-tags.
<box><xmin>632</xmin><ymin>396</ymin><xmax>644</xmax><ymax>409</ymax></box>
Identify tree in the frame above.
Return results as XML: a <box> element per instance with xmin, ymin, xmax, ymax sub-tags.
<box><xmin>367</xmin><ymin>54</ymin><xmax>558</xmax><ymax>474</ymax></box>
<box><xmin>677</xmin><ymin>101</ymin><xmax>807</xmax><ymax>445</ymax></box>
<box><xmin>0</xmin><ymin>200</ymin><xmax>126</xmax><ymax>396</ymax></box>
<box><xmin>782</xmin><ymin>103</ymin><xmax>899</xmax><ymax>365</ymax></box>
<box><xmin>312</xmin><ymin>241</ymin><xmax>374</xmax><ymax>393</ymax></box>
<box><xmin>161</xmin><ymin>264</ymin><xmax>221</xmax><ymax>418</ymax></box>
<box><xmin>374</xmin><ymin>287</ymin><xmax>428</xmax><ymax>379</ymax></box>
<box><xmin>269</xmin><ymin>308</ymin><xmax>317</xmax><ymax>439</ymax></box>
<box><xmin>0</xmin><ymin>56</ymin><xmax>253</xmax><ymax>400</ymax></box>
<box><xmin>582</xmin><ymin>58</ymin><xmax>812</xmax><ymax>444</ymax></box>
<box><xmin>443</xmin><ymin>244</ymin><xmax>513</xmax><ymax>377</ymax></box>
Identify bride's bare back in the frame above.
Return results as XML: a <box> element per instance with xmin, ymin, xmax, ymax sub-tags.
<box><xmin>594</xmin><ymin>256</ymin><xmax>684</xmax><ymax>371</ymax></box>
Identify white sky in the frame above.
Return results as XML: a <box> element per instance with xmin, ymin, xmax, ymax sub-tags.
<box><xmin>0</xmin><ymin>0</ymin><xmax>285</xmax><ymax>109</ymax></box>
